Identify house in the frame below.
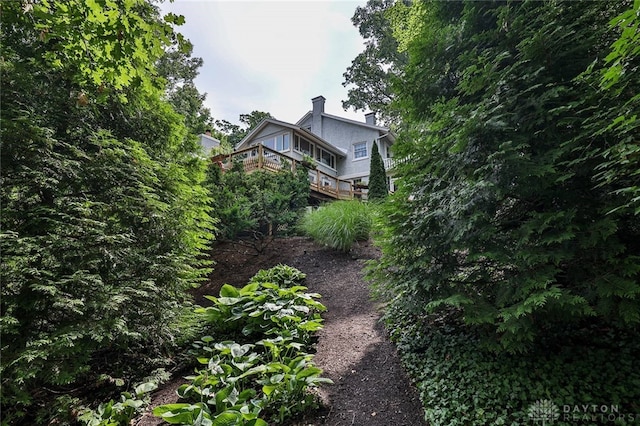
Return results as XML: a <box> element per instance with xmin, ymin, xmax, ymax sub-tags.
<box><xmin>199</xmin><ymin>130</ymin><xmax>221</xmax><ymax>154</ymax></box>
<box><xmin>230</xmin><ymin>96</ymin><xmax>395</xmax><ymax>199</ymax></box>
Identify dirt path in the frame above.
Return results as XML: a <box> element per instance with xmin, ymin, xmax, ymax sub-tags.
<box><xmin>137</xmin><ymin>237</ymin><xmax>425</xmax><ymax>426</ymax></box>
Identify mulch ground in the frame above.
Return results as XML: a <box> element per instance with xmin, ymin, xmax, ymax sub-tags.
<box><xmin>137</xmin><ymin>236</ymin><xmax>426</xmax><ymax>426</ymax></box>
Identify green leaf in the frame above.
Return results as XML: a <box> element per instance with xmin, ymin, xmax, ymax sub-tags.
<box><xmin>296</xmin><ymin>367</ymin><xmax>322</xmax><ymax>379</ymax></box>
<box><xmin>262</xmin><ymin>384</ymin><xmax>278</xmax><ymax>396</ymax></box>
<box><xmin>219</xmin><ymin>284</ymin><xmax>240</xmax><ymax>298</ymax></box>
<box><xmin>211</xmin><ymin>411</ymin><xmax>241</xmax><ymax>426</ymax></box>
<box><xmin>134</xmin><ymin>381</ymin><xmax>157</xmax><ymax>396</ymax></box>
<box><xmin>217</xmin><ymin>297</ymin><xmax>242</xmax><ymax>306</ymax></box>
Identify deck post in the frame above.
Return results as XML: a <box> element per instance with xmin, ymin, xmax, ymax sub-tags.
<box><xmin>258</xmin><ymin>144</ymin><xmax>264</xmax><ymax>169</ymax></box>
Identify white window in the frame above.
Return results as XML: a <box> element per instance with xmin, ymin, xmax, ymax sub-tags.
<box><xmin>294</xmin><ymin>135</ymin><xmax>314</xmax><ymax>156</ymax></box>
<box><xmin>353</xmin><ymin>142</ymin><xmax>368</xmax><ymax>159</ymax></box>
<box><xmin>262</xmin><ymin>137</ymin><xmax>276</xmax><ymax>150</ymax></box>
<box><xmin>315</xmin><ymin>147</ymin><xmax>336</xmax><ymax>169</ymax></box>
<box><xmin>261</xmin><ymin>133</ymin><xmax>289</xmax><ymax>152</ymax></box>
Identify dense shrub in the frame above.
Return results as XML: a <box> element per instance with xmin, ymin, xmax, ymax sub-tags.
<box><xmin>370</xmin><ymin>0</ymin><xmax>640</xmax><ymax>352</ymax></box>
<box><xmin>300</xmin><ymin>200</ymin><xmax>372</xmax><ymax>251</ymax></box>
<box><xmin>154</xmin><ymin>266</ymin><xmax>331</xmax><ymax>425</ymax></box>
<box><xmin>384</xmin><ymin>301</ymin><xmax>640</xmax><ymax>426</ymax></box>
<box><xmin>207</xmin><ymin>162</ymin><xmax>310</xmax><ymax>249</ymax></box>
<box><xmin>0</xmin><ymin>3</ymin><xmax>213</xmax><ymax>423</ymax></box>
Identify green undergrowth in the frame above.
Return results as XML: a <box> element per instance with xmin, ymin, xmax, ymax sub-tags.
<box><xmin>384</xmin><ymin>299</ymin><xmax>640</xmax><ymax>426</ymax></box>
<box><xmin>152</xmin><ymin>264</ymin><xmax>331</xmax><ymax>425</ymax></box>
<box><xmin>78</xmin><ymin>265</ymin><xmax>330</xmax><ymax>426</ymax></box>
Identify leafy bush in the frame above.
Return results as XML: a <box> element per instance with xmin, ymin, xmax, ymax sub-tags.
<box><xmin>207</xmin><ymin>163</ymin><xmax>310</xmax><ymax>250</ymax></box>
<box><xmin>370</xmin><ymin>0</ymin><xmax>640</xmax><ymax>353</ymax></box>
<box><xmin>383</xmin><ymin>299</ymin><xmax>640</xmax><ymax>426</ymax></box>
<box><xmin>78</xmin><ymin>380</ymin><xmax>159</xmax><ymax>426</ymax></box>
<box><xmin>0</xmin><ymin>3</ymin><xmax>214</xmax><ymax>423</ymax></box>
<box><xmin>300</xmin><ymin>200</ymin><xmax>372</xmax><ymax>251</ymax></box>
<box><xmin>199</xmin><ymin>275</ymin><xmax>324</xmax><ymax>343</ymax></box>
<box><xmin>249</xmin><ymin>264</ymin><xmax>307</xmax><ymax>287</ymax></box>
<box><xmin>154</xmin><ymin>266</ymin><xmax>331</xmax><ymax>425</ymax></box>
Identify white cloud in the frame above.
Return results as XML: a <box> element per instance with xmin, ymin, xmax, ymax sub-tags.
<box><xmin>160</xmin><ymin>1</ymin><xmax>367</xmax><ymax>125</ymax></box>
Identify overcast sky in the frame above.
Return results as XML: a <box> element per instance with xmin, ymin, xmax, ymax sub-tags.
<box><xmin>160</xmin><ymin>1</ymin><xmax>369</xmax><ymax>126</ymax></box>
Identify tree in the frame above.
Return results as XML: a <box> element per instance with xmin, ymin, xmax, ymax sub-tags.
<box><xmin>342</xmin><ymin>0</ymin><xmax>408</xmax><ymax>125</ymax></box>
<box><xmin>215</xmin><ymin>110</ymin><xmax>273</xmax><ymax>147</ymax></box>
<box><xmin>0</xmin><ymin>2</ymin><xmax>213</xmax><ymax>422</ymax></box>
<box><xmin>372</xmin><ymin>0</ymin><xmax>640</xmax><ymax>352</ymax></box>
<box><xmin>157</xmin><ymin>40</ymin><xmax>214</xmax><ymax>136</ymax></box>
<box><xmin>585</xmin><ymin>0</ymin><xmax>640</xmax><ymax>215</ymax></box>
<box><xmin>206</xmin><ymin>161</ymin><xmax>309</xmax><ymax>253</ymax></box>
<box><xmin>367</xmin><ymin>141</ymin><xmax>388</xmax><ymax>201</ymax></box>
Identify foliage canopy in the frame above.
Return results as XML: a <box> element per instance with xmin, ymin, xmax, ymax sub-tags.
<box><xmin>342</xmin><ymin>0</ymin><xmax>408</xmax><ymax>125</ymax></box>
<box><xmin>371</xmin><ymin>0</ymin><xmax>640</xmax><ymax>352</ymax></box>
<box><xmin>1</xmin><ymin>1</ymin><xmax>213</xmax><ymax>422</ymax></box>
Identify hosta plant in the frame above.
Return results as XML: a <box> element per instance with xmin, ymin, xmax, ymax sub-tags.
<box><xmin>154</xmin><ymin>266</ymin><xmax>332</xmax><ymax>425</ymax></box>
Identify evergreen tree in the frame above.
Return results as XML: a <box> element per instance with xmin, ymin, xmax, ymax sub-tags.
<box><xmin>0</xmin><ymin>2</ymin><xmax>213</xmax><ymax>421</ymax></box>
<box><xmin>372</xmin><ymin>0</ymin><xmax>640</xmax><ymax>352</ymax></box>
<box><xmin>367</xmin><ymin>141</ymin><xmax>388</xmax><ymax>201</ymax></box>
<box><xmin>207</xmin><ymin>162</ymin><xmax>310</xmax><ymax>250</ymax></box>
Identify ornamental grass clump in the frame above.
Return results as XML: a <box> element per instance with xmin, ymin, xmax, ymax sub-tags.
<box><xmin>300</xmin><ymin>200</ymin><xmax>372</xmax><ymax>252</ymax></box>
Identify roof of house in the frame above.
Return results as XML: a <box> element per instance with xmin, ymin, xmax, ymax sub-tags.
<box><xmin>296</xmin><ymin>111</ymin><xmax>396</xmax><ymax>142</ymax></box>
<box><xmin>237</xmin><ymin>118</ymin><xmax>348</xmax><ymax>157</ymax></box>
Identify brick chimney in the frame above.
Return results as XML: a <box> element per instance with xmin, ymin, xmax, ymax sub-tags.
<box><xmin>365</xmin><ymin>112</ymin><xmax>376</xmax><ymax>126</ymax></box>
<box><xmin>311</xmin><ymin>96</ymin><xmax>325</xmax><ymax>136</ymax></box>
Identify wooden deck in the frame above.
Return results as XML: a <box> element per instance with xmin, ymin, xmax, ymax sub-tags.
<box><xmin>211</xmin><ymin>145</ymin><xmax>362</xmax><ymax>200</ymax></box>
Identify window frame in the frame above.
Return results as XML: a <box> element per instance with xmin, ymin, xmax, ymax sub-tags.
<box><xmin>294</xmin><ymin>135</ymin><xmax>315</xmax><ymax>157</ymax></box>
<box><xmin>315</xmin><ymin>146</ymin><xmax>336</xmax><ymax>170</ymax></box>
<box><xmin>260</xmin><ymin>132</ymin><xmax>290</xmax><ymax>152</ymax></box>
<box><xmin>353</xmin><ymin>141</ymin><xmax>368</xmax><ymax>160</ymax></box>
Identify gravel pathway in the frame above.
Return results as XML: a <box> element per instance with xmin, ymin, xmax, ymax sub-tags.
<box><xmin>137</xmin><ymin>237</ymin><xmax>426</xmax><ymax>426</ymax></box>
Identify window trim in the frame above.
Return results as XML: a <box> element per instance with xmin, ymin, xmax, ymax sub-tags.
<box><xmin>260</xmin><ymin>132</ymin><xmax>290</xmax><ymax>152</ymax></box>
<box><xmin>352</xmin><ymin>141</ymin><xmax>368</xmax><ymax>161</ymax></box>
<box><xmin>294</xmin><ymin>135</ymin><xmax>315</xmax><ymax>157</ymax></box>
<box><xmin>315</xmin><ymin>146</ymin><xmax>336</xmax><ymax>170</ymax></box>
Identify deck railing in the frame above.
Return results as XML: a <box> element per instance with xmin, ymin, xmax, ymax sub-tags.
<box><xmin>383</xmin><ymin>157</ymin><xmax>395</xmax><ymax>171</ymax></box>
<box><xmin>211</xmin><ymin>145</ymin><xmax>359</xmax><ymax>200</ymax></box>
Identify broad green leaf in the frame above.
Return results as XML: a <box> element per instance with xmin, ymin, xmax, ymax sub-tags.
<box><xmin>262</xmin><ymin>384</ymin><xmax>278</xmax><ymax>396</ymax></box>
<box><xmin>134</xmin><ymin>381</ymin><xmax>157</xmax><ymax>395</ymax></box>
<box><xmin>211</xmin><ymin>411</ymin><xmax>241</xmax><ymax>426</ymax></box>
<box><xmin>219</xmin><ymin>284</ymin><xmax>240</xmax><ymax>298</ymax></box>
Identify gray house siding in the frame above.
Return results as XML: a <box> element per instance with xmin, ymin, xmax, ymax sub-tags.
<box><xmin>320</xmin><ymin>120</ymin><xmax>380</xmax><ymax>180</ymax></box>
<box><xmin>199</xmin><ymin>133</ymin><xmax>221</xmax><ymax>153</ymax></box>
<box><xmin>240</xmin><ymin>124</ymin><xmax>290</xmax><ymax>150</ymax></box>
<box><xmin>234</xmin><ymin>97</ymin><xmax>395</xmax><ymax>192</ymax></box>
<box><xmin>297</xmin><ymin>115</ymin><xmax>313</xmax><ymax>134</ymax></box>
<box><xmin>299</xmin><ymin>112</ymin><xmax>391</xmax><ymax>182</ymax></box>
